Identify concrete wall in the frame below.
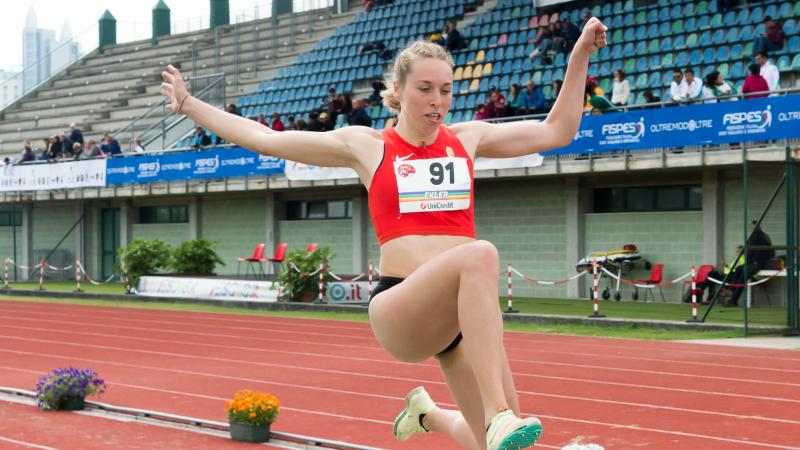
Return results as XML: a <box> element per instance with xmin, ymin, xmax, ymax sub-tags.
<box><xmin>201</xmin><ymin>196</ymin><xmax>267</xmax><ymax>275</ymax></box>
<box><xmin>130</xmin><ymin>223</ymin><xmax>190</xmax><ymax>248</ymax></box>
<box><xmin>585</xmin><ymin>211</ymin><xmax>704</xmax><ymax>302</ymax></box>
<box><xmin>277</xmin><ymin>219</ymin><xmax>352</xmax><ymax>274</ymax></box>
<box><xmin>31</xmin><ymin>204</ymin><xmax>77</xmax><ymax>279</ymax></box>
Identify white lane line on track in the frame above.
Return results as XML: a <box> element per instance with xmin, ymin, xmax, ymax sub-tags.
<box><xmin>6</xmin><ymin>308</ymin><xmax>800</xmax><ymax>373</ymax></box>
<box><xmin>0</xmin><ymin>436</ymin><xmax>59</xmax><ymax>450</ymax></box>
<box><xmin>2</xmin><ymin>318</ymin><xmax>799</xmax><ymax>390</ymax></box>
<box><xmin>5</xmin><ymin>323</ymin><xmax>799</xmax><ymax>405</ymax></box>
<box><xmin>1</xmin><ymin>312</ymin><xmax>799</xmax><ymax>379</ymax></box>
<box><xmin>2</xmin><ymin>341</ymin><xmax>800</xmax><ymax>428</ymax></box>
<box><xmin>0</xmin><ymin>364</ymin><xmax>794</xmax><ymax>450</ymax></box>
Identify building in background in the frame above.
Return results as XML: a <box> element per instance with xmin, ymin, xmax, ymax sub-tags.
<box><xmin>22</xmin><ymin>7</ymin><xmax>79</xmax><ymax>95</ymax></box>
<box><xmin>0</xmin><ymin>70</ymin><xmax>21</xmax><ymax>109</ymax></box>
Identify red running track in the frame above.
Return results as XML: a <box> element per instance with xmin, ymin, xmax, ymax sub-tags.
<box><xmin>0</xmin><ymin>298</ymin><xmax>799</xmax><ymax>449</ymax></box>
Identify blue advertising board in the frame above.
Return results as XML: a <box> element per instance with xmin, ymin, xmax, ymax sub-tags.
<box><xmin>543</xmin><ymin>94</ymin><xmax>800</xmax><ymax>156</ymax></box>
<box><xmin>106</xmin><ymin>146</ymin><xmax>284</xmax><ymax>185</ymax></box>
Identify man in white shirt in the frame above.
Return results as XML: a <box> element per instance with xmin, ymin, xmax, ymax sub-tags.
<box><xmin>756</xmin><ymin>51</ymin><xmax>780</xmax><ymax>93</ymax></box>
<box><xmin>669</xmin><ymin>69</ymin><xmax>686</xmax><ymax>102</ymax></box>
<box><xmin>683</xmin><ymin>68</ymin><xmax>703</xmax><ymax>101</ymax></box>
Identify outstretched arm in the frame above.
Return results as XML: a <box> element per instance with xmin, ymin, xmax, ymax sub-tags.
<box><xmin>453</xmin><ymin>18</ymin><xmax>607</xmax><ymax>158</ymax></box>
<box><xmin>160</xmin><ymin>65</ymin><xmax>375</xmax><ymax>168</ymax></box>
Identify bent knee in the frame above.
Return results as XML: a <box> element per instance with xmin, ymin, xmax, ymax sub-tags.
<box><xmin>462</xmin><ymin>240</ymin><xmax>500</xmax><ymax>271</ymax></box>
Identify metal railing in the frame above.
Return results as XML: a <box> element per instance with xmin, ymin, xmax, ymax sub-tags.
<box><xmin>112</xmin><ymin>72</ymin><xmax>226</xmax><ymax>152</ymax></box>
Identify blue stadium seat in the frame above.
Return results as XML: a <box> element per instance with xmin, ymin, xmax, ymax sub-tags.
<box><xmin>716</xmin><ymin>45</ymin><xmax>729</xmax><ymax>62</ymax></box>
<box><xmin>703</xmin><ymin>47</ymin><xmax>715</xmax><ymax>64</ymax></box>
<box><xmin>649</xmin><ymin>71</ymin><xmax>662</xmax><ymax>88</ymax></box>
<box><xmin>789</xmin><ymin>36</ymin><xmax>800</xmax><ymax>54</ymax></box>
<box><xmin>711</xmin><ymin>29</ymin><xmax>724</xmax><ymax>44</ymax></box>
<box><xmin>659</xmin><ymin>37</ymin><xmax>673</xmax><ymax>53</ymax></box>
<box><xmin>730</xmin><ymin>61</ymin><xmax>744</xmax><ymax>79</ymax></box>
<box><xmin>674</xmin><ymin>35</ymin><xmax>687</xmax><ymax>50</ymax></box>
<box><xmin>649</xmin><ymin>54</ymin><xmax>661</xmax><ymax>69</ymax></box>
<box><xmin>676</xmin><ymin>51</ymin><xmax>689</xmax><ymax>67</ymax></box>
<box><xmin>778</xmin><ymin>55</ymin><xmax>791</xmax><ymax>72</ymax></box>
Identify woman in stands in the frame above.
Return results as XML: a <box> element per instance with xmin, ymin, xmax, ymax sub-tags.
<box><xmin>161</xmin><ymin>17</ymin><xmax>606</xmax><ymax>450</ymax></box>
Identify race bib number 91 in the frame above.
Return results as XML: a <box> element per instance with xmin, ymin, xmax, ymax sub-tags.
<box><xmin>394</xmin><ymin>156</ymin><xmax>471</xmax><ymax>213</ymax></box>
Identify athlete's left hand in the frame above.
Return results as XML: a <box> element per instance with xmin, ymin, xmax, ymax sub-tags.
<box><xmin>575</xmin><ymin>17</ymin><xmax>608</xmax><ymax>55</ymax></box>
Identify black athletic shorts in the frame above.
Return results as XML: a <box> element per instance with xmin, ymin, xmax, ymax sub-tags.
<box><xmin>368</xmin><ymin>276</ymin><xmax>463</xmax><ymax>358</ymax></box>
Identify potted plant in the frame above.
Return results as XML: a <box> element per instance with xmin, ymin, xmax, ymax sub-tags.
<box><xmin>34</xmin><ymin>367</ymin><xmax>106</xmax><ymax>410</ymax></box>
<box><xmin>116</xmin><ymin>239</ymin><xmax>172</xmax><ymax>290</ymax></box>
<box><xmin>226</xmin><ymin>389</ymin><xmax>280</xmax><ymax>443</ymax></box>
<box><xmin>276</xmin><ymin>247</ymin><xmax>335</xmax><ymax>302</ymax></box>
<box><xmin>170</xmin><ymin>238</ymin><xmax>225</xmax><ymax>275</ymax></box>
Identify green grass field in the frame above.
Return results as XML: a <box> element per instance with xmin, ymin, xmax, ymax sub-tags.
<box><xmin>3</xmin><ymin>281</ymin><xmax>128</xmax><ymax>295</ymax></box>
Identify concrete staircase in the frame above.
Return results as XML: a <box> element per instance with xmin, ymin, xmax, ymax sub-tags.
<box><xmin>0</xmin><ymin>5</ymin><xmax>360</xmax><ymax>159</ymax></box>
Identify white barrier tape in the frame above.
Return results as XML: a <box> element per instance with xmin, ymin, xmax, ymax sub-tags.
<box><xmin>45</xmin><ymin>264</ymin><xmax>74</xmax><ymax>272</ymax></box>
<box><xmin>4</xmin><ymin>259</ymin><xmax>42</xmax><ymax>270</ymax></box>
<box><xmin>289</xmin><ymin>262</ymin><xmax>323</xmax><ymax>277</ymax></box>
<box><xmin>600</xmin><ymin>266</ymin><xmax>692</xmax><ymax>288</ymax></box>
<box><xmin>707</xmin><ymin>271</ymin><xmax>784</xmax><ymax>287</ymax></box>
<box><xmin>509</xmin><ymin>266</ymin><xmax>589</xmax><ymax>285</ymax></box>
<box><xmin>76</xmin><ymin>261</ymin><xmax>118</xmax><ymax>285</ymax></box>
<box><xmin>326</xmin><ymin>271</ymin><xmax>367</xmax><ymax>282</ymax></box>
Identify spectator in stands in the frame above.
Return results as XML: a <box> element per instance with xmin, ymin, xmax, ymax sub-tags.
<box><xmin>101</xmin><ymin>132</ymin><xmax>122</xmax><ymax>156</ymax></box>
<box><xmin>81</xmin><ymin>139</ymin><xmax>104</xmax><ymax>159</ymax></box>
<box><xmin>549</xmin><ymin>21</ymin><xmax>568</xmax><ymax>54</ymax></box>
<box><xmin>133</xmin><ymin>139</ymin><xmax>145</xmax><ymax>153</ymax></box>
<box><xmin>70</xmin><ymin>142</ymin><xmax>82</xmax><ymax>160</ymax></box>
<box><xmin>610</xmin><ymin>70</ymin><xmax>630</xmax><ymax>106</ymax></box>
<box><xmin>338</xmin><ymin>93</ymin><xmax>353</xmax><ymax>120</ymax></box>
<box><xmin>505</xmin><ymin>84</ymin><xmax>523</xmax><ymax>117</ymax></box>
<box><xmin>295</xmin><ymin>119</ymin><xmax>308</xmax><ymax>131</ymax></box>
<box><xmin>682</xmin><ymin>68</ymin><xmax>703</xmax><ymax>101</ymax></box>
<box><xmin>643</xmin><ymin>89</ymin><xmax>661</xmax><ymax>105</ymax></box>
<box><xmin>306</xmin><ymin>111</ymin><xmax>324</xmax><ymax>132</ymax></box>
<box><xmin>287</xmin><ymin>115</ymin><xmax>296</xmax><ymax>130</ymax></box>
<box><xmin>60</xmin><ymin>133</ymin><xmax>74</xmax><ymax>158</ymax></box>
<box><xmin>488</xmin><ymin>87</ymin><xmax>506</xmax><ymax>118</ymax></box>
<box><xmin>560</xmin><ymin>18</ymin><xmax>581</xmax><ymax>50</ymax></box>
<box><xmin>369</xmin><ymin>80</ymin><xmax>385</xmax><ymax>105</ymax></box>
<box><xmin>322</xmin><ymin>88</ymin><xmax>339</xmax><ymax>118</ymax></box>
<box><xmin>755</xmin><ymin>51</ymin><xmax>780</xmax><ymax>93</ymax></box>
<box><xmin>348</xmin><ymin>98</ymin><xmax>373</xmax><ymax>127</ymax></box>
<box><xmin>192</xmin><ymin>126</ymin><xmax>211</xmax><ymax>149</ymax></box>
<box><xmin>257</xmin><ymin>113</ymin><xmax>269</xmax><ymax>127</ymax></box>
<box><xmin>753</xmin><ymin>16</ymin><xmax>785</xmax><ymax>56</ymax></box>
<box><xmin>20</xmin><ymin>141</ymin><xmax>36</xmax><ymax>163</ymax></box>
<box><xmin>669</xmin><ymin>68</ymin><xmax>685</xmax><ymax>102</ymax></box>
<box><xmin>582</xmin><ymin>77</ymin><xmax>604</xmax><ymax>113</ymax></box>
<box><xmin>444</xmin><ymin>20</ymin><xmax>466</xmax><ymax>52</ymax></box>
<box><xmin>319</xmin><ymin>112</ymin><xmax>333</xmax><ymax>131</ymax></box>
<box><xmin>474</xmin><ymin>104</ymin><xmax>488</xmax><ymax>120</ymax></box>
<box><xmin>226</xmin><ymin>104</ymin><xmax>240</xmax><ymax>116</ymax></box>
<box><xmin>520</xmin><ymin>80</ymin><xmax>545</xmax><ymax>115</ymax></box>
<box><xmin>742</xmin><ymin>63</ymin><xmax>770</xmax><ymax>98</ymax></box>
<box><xmin>3</xmin><ymin>158</ymin><xmax>10</xmax><ymax>173</ymax></box>
<box><xmin>270</xmin><ymin>112</ymin><xmax>285</xmax><ymax>131</ymax></box>
<box><xmin>529</xmin><ymin>24</ymin><xmax>555</xmax><ymax>64</ymax></box>
<box><xmin>45</xmin><ymin>135</ymin><xmax>60</xmax><ymax>160</ymax></box>
<box><xmin>701</xmin><ymin>71</ymin><xmax>734</xmax><ymax>102</ymax></box>
<box><xmin>364</xmin><ymin>0</ymin><xmax>374</xmax><ymax>13</ymax></box>
<box><xmin>69</xmin><ymin>122</ymin><xmax>84</xmax><ymax>149</ymax></box>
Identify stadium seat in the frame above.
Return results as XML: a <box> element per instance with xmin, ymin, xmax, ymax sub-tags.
<box><xmin>793</xmin><ymin>54</ymin><xmax>800</xmax><ymax>70</ymax></box>
<box><xmin>778</xmin><ymin>55</ymin><xmax>791</xmax><ymax>72</ymax></box>
<box><xmin>636</xmin><ymin>73</ymin><xmax>648</xmax><ymax>89</ymax></box>
<box><xmin>788</xmin><ymin>36</ymin><xmax>800</xmax><ymax>54</ymax></box>
<box><xmin>454</xmin><ymin>67</ymin><xmax>464</xmax><ymax>81</ymax></box>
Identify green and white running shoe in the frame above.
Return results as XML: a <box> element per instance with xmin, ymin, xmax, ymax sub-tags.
<box><xmin>393</xmin><ymin>386</ymin><xmax>435</xmax><ymax>441</ymax></box>
<box><xmin>486</xmin><ymin>409</ymin><xmax>543</xmax><ymax>450</ymax></box>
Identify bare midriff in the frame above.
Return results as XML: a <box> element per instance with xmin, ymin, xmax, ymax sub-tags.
<box><xmin>377</xmin><ymin>234</ymin><xmax>475</xmax><ymax>278</ymax></box>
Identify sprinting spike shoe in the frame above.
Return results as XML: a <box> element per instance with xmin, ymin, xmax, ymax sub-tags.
<box><xmin>486</xmin><ymin>409</ymin><xmax>543</xmax><ymax>450</ymax></box>
<box><xmin>393</xmin><ymin>386</ymin><xmax>435</xmax><ymax>441</ymax></box>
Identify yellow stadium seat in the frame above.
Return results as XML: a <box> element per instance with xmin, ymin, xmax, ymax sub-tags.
<box><xmin>476</xmin><ymin>50</ymin><xmax>485</xmax><ymax>62</ymax></box>
<box><xmin>463</xmin><ymin>65</ymin><xmax>473</xmax><ymax>79</ymax></box>
<box><xmin>483</xmin><ymin>63</ymin><xmax>493</xmax><ymax>75</ymax></box>
<box><xmin>454</xmin><ymin>67</ymin><xmax>464</xmax><ymax>81</ymax></box>
<box><xmin>473</xmin><ymin>64</ymin><xmax>483</xmax><ymax>79</ymax></box>
<box><xmin>469</xmin><ymin>79</ymin><xmax>480</xmax><ymax>92</ymax></box>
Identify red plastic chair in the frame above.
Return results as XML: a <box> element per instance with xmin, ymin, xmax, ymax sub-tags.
<box><xmin>267</xmin><ymin>243</ymin><xmax>288</xmax><ymax>275</ymax></box>
<box><xmin>635</xmin><ymin>264</ymin><xmax>665</xmax><ymax>302</ymax></box>
<box><xmin>237</xmin><ymin>243</ymin><xmax>266</xmax><ymax>279</ymax></box>
<box><xmin>306</xmin><ymin>243</ymin><xmax>318</xmax><ymax>253</ymax></box>
<box><xmin>683</xmin><ymin>264</ymin><xmax>714</xmax><ymax>303</ymax></box>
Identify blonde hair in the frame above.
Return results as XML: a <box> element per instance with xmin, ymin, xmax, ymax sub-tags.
<box><xmin>381</xmin><ymin>41</ymin><xmax>454</xmax><ymax>113</ymax></box>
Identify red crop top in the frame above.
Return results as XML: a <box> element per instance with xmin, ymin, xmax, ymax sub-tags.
<box><xmin>368</xmin><ymin>125</ymin><xmax>476</xmax><ymax>246</ymax></box>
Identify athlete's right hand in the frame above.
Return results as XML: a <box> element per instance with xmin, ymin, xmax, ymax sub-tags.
<box><xmin>161</xmin><ymin>64</ymin><xmax>189</xmax><ymax>114</ymax></box>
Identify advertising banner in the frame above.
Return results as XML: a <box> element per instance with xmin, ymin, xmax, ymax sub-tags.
<box><xmin>0</xmin><ymin>159</ymin><xmax>106</xmax><ymax>192</ymax></box>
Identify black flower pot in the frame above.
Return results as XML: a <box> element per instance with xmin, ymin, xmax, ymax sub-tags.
<box><xmin>229</xmin><ymin>422</ymin><xmax>270</xmax><ymax>443</ymax></box>
<box><xmin>59</xmin><ymin>395</ymin><xmax>85</xmax><ymax>411</ymax></box>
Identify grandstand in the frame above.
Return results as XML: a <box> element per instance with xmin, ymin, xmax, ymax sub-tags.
<box><xmin>1</xmin><ymin>0</ymin><xmax>799</xmax><ymax>312</ymax></box>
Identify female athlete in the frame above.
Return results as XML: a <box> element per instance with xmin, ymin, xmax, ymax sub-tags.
<box><xmin>161</xmin><ymin>17</ymin><xmax>607</xmax><ymax>450</ymax></box>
